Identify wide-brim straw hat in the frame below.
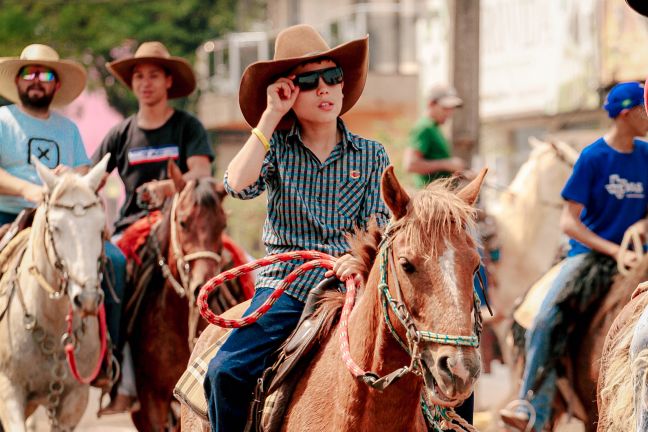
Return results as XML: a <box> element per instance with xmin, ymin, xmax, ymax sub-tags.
<box><xmin>627</xmin><ymin>0</ymin><xmax>648</xmax><ymax>16</ymax></box>
<box><xmin>0</xmin><ymin>44</ymin><xmax>87</xmax><ymax>107</ymax></box>
<box><xmin>107</xmin><ymin>41</ymin><xmax>196</xmax><ymax>99</ymax></box>
<box><xmin>239</xmin><ymin>24</ymin><xmax>368</xmax><ymax>129</ymax></box>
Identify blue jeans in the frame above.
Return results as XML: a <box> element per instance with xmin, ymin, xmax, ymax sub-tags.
<box><xmin>103</xmin><ymin>241</ymin><xmax>126</xmax><ymax>348</ymax></box>
<box><xmin>0</xmin><ymin>210</ymin><xmax>19</xmax><ymax>226</ymax></box>
<box><xmin>204</xmin><ymin>287</ymin><xmax>305</xmax><ymax>432</ymax></box>
<box><xmin>518</xmin><ymin>254</ymin><xmax>586</xmax><ymax>430</ymax></box>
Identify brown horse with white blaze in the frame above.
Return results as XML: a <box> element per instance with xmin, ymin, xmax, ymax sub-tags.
<box><xmin>128</xmin><ymin>162</ymin><xmax>228</xmax><ymax>431</ymax></box>
<box><xmin>181</xmin><ymin>166</ymin><xmax>486</xmax><ymax>431</ymax></box>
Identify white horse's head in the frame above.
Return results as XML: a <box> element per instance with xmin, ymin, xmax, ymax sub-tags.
<box><xmin>32</xmin><ymin>154</ymin><xmax>109</xmax><ymax>315</ymax></box>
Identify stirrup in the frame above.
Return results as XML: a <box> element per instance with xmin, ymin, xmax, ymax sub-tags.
<box><xmin>500</xmin><ymin>399</ymin><xmax>536</xmax><ymax>432</ymax></box>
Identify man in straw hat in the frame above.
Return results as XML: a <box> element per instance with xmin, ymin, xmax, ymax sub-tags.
<box><xmin>0</xmin><ymin>43</ymin><xmax>89</xmax><ymax>223</ymax></box>
<box><xmin>92</xmin><ymin>41</ymin><xmax>213</xmax><ymax>232</ymax></box>
<box><xmin>0</xmin><ymin>42</ymin><xmax>128</xmax><ymax>399</ymax></box>
<box><xmin>202</xmin><ymin>24</ymin><xmax>390</xmax><ymax>431</ymax></box>
<box><xmin>92</xmin><ymin>40</ymin><xmax>213</xmax><ymax>415</ymax></box>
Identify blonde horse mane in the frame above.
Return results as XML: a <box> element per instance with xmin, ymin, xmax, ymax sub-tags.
<box><xmin>599</xmin><ymin>292</ymin><xmax>648</xmax><ymax>431</ymax></box>
<box><xmin>389</xmin><ymin>178</ymin><xmax>477</xmax><ymax>258</ymax></box>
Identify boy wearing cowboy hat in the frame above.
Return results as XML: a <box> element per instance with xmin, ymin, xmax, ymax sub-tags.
<box><xmin>91</xmin><ymin>41</ymin><xmax>214</xmax><ymax>233</ymax></box>
<box><xmin>92</xmin><ymin>41</ymin><xmax>214</xmax><ymax>415</ymax></box>
<box><xmin>0</xmin><ymin>43</ymin><xmax>89</xmax><ymax>223</ymax></box>
<box><xmin>203</xmin><ymin>24</ymin><xmax>390</xmax><ymax>431</ymax></box>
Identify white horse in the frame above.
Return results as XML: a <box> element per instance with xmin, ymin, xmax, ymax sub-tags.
<box><xmin>0</xmin><ymin>155</ymin><xmax>109</xmax><ymax>431</ymax></box>
<box><xmin>488</xmin><ymin>138</ymin><xmax>578</xmax><ymax>364</ymax></box>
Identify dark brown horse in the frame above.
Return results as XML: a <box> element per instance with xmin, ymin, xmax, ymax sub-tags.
<box><xmin>127</xmin><ymin>162</ymin><xmax>235</xmax><ymax>431</ymax></box>
<box><xmin>511</xmin><ymin>252</ymin><xmax>648</xmax><ymax>431</ymax></box>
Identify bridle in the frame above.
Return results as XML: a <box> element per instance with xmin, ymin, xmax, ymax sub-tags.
<box><xmin>151</xmin><ymin>192</ymin><xmax>223</xmax><ymax>348</ymax></box>
<box><xmin>29</xmin><ymin>194</ymin><xmax>104</xmax><ymax>299</ymax></box>
<box><xmin>340</xmin><ymin>238</ymin><xmax>482</xmax><ymax>392</ymax></box>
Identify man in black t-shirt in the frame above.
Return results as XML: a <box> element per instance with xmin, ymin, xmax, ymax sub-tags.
<box><xmin>92</xmin><ymin>41</ymin><xmax>214</xmax><ymax>232</ymax></box>
<box><xmin>93</xmin><ymin>41</ymin><xmax>213</xmax><ymax>415</ymax></box>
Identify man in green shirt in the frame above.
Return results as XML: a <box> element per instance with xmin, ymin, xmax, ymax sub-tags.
<box><xmin>404</xmin><ymin>84</ymin><xmax>466</xmax><ymax>187</ymax></box>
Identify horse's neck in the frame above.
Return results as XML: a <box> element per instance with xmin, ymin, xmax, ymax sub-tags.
<box><xmin>341</xmin><ymin>268</ymin><xmax>425</xmax><ymax>429</ymax></box>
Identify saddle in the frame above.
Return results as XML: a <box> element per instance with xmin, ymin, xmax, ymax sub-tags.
<box><xmin>174</xmin><ymin>278</ymin><xmax>341</xmax><ymax>430</ymax></box>
<box><xmin>0</xmin><ymin>208</ymin><xmax>36</xmax><ymax>254</ymax></box>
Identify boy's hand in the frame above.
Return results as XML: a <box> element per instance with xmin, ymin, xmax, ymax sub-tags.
<box><xmin>265</xmin><ymin>76</ymin><xmax>300</xmax><ymax>119</ymax></box>
<box><xmin>325</xmin><ymin>254</ymin><xmax>366</xmax><ymax>284</ymax></box>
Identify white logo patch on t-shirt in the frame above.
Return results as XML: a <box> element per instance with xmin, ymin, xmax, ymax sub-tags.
<box><xmin>127</xmin><ymin>145</ymin><xmax>179</xmax><ymax>166</ymax></box>
<box><xmin>605</xmin><ymin>174</ymin><xmax>645</xmax><ymax>199</ymax></box>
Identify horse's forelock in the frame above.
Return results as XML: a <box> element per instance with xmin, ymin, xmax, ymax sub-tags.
<box><xmin>390</xmin><ymin>181</ymin><xmax>477</xmax><ymax>255</ymax></box>
<box><xmin>49</xmin><ymin>173</ymin><xmax>96</xmax><ymax>204</ymax></box>
<box><xmin>188</xmin><ymin>178</ymin><xmax>221</xmax><ymax>209</ymax></box>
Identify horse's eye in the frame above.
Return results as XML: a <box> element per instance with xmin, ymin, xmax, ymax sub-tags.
<box><xmin>179</xmin><ymin>220</ymin><xmax>188</xmax><ymax>230</ymax></box>
<box><xmin>398</xmin><ymin>257</ymin><xmax>415</xmax><ymax>274</ymax></box>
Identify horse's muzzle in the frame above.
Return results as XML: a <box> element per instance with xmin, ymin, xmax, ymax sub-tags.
<box><xmin>72</xmin><ymin>289</ymin><xmax>104</xmax><ymax>315</ymax></box>
<box><xmin>422</xmin><ymin>346</ymin><xmax>481</xmax><ymax>405</ymax></box>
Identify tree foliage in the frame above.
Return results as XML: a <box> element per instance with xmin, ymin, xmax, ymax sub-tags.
<box><xmin>0</xmin><ymin>0</ymin><xmax>259</xmax><ymax>114</ymax></box>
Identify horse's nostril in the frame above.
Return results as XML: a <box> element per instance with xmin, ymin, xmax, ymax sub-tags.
<box><xmin>437</xmin><ymin>355</ymin><xmax>452</xmax><ymax>377</ymax></box>
<box><xmin>73</xmin><ymin>295</ymin><xmax>83</xmax><ymax>309</ymax></box>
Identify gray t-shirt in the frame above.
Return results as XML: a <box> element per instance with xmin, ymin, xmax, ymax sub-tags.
<box><xmin>0</xmin><ymin>104</ymin><xmax>90</xmax><ymax>214</ymax></box>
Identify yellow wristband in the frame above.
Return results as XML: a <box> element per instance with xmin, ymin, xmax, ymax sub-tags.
<box><xmin>252</xmin><ymin>128</ymin><xmax>270</xmax><ymax>152</ymax></box>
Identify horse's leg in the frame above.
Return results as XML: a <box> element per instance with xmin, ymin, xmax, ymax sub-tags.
<box><xmin>0</xmin><ymin>374</ymin><xmax>27</xmax><ymax>432</ymax></box>
<box><xmin>57</xmin><ymin>387</ymin><xmax>89</xmax><ymax>430</ymax></box>
<box><xmin>132</xmin><ymin>388</ymin><xmax>170</xmax><ymax>432</ymax></box>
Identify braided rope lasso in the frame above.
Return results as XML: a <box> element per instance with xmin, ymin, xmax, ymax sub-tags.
<box><xmin>197</xmin><ymin>251</ymin><xmax>336</xmax><ymax>327</ymax></box>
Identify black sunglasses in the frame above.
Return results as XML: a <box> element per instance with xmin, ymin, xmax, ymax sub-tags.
<box><xmin>292</xmin><ymin>66</ymin><xmax>344</xmax><ymax>91</ymax></box>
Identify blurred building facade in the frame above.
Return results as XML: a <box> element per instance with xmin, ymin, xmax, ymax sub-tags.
<box><xmin>195</xmin><ymin>0</ymin><xmax>648</xmax><ymax>183</ymax></box>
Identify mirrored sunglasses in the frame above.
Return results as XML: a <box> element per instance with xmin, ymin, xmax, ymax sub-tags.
<box><xmin>292</xmin><ymin>66</ymin><xmax>343</xmax><ymax>91</ymax></box>
<box><xmin>19</xmin><ymin>69</ymin><xmax>56</xmax><ymax>82</ymax></box>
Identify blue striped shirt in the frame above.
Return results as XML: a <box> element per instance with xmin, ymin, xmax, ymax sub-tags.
<box><xmin>223</xmin><ymin>119</ymin><xmax>390</xmax><ymax>302</ymax></box>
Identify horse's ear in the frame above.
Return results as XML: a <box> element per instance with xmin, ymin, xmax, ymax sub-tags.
<box><xmin>215</xmin><ymin>181</ymin><xmax>227</xmax><ymax>202</ymax></box>
<box><xmin>84</xmin><ymin>153</ymin><xmax>110</xmax><ymax>192</ymax></box>
<box><xmin>168</xmin><ymin>160</ymin><xmax>186</xmax><ymax>192</ymax></box>
<box><xmin>32</xmin><ymin>155</ymin><xmax>58</xmax><ymax>191</ymax></box>
<box><xmin>457</xmin><ymin>168</ymin><xmax>488</xmax><ymax>205</ymax></box>
<box><xmin>381</xmin><ymin>166</ymin><xmax>410</xmax><ymax>220</ymax></box>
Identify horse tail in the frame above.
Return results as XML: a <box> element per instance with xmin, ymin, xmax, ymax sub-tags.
<box><xmin>599</xmin><ymin>295</ymin><xmax>648</xmax><ymax>431</ymax></box>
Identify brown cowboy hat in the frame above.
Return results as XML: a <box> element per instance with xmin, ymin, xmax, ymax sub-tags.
<box><xmin>626</xmin><ymin>0</ymin><xmax>648</xmax><ymax>16</ymax></box>
<box><xmin>0</xmin><ymin>44</ymin><xmax>87</xmax><ymax>107</ymax></box>
<box><xmin>107</xmin><ymin>41</ymin><xmax>196</xmax><ymax>99</ymax></box>
<box><xmin>239</xmin><ymin>24</ymin><xmax>368</xmax><ymax>128</ymax></box>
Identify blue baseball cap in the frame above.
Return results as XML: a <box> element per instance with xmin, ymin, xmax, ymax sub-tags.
<box><xmin>603</xmin><ymin>81</ymin><xmax>645</xmax><ymax>118</ymax></box>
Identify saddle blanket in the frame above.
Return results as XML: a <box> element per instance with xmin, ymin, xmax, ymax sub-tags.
<box><xmin>174</xmin><ymin>329</ymin><xmax>232</xmax><ymax>420</ymax></box>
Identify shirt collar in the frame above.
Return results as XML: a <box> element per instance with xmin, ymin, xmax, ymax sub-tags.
<box><xmin>286</xmin><ymin>118</ymin><xmax>363</xmax><ymax>151</ymax></box>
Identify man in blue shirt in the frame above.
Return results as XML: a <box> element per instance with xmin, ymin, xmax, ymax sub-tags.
<box><xmin>0</xmin><ymin>44</ymin><xmax>89</xmax><ymax>221</ymax></box>
<box><xmin>500</xmin><ymin>81</ymin><xmax>648</xmax><ymax>431</ymax></box>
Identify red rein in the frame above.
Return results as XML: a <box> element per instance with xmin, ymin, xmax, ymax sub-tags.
<box><xmin>64</xmin><ymin>303</ymin><xmax>108</xmax><ymax>384</ymax></box>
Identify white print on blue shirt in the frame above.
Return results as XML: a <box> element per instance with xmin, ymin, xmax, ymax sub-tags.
<box><xmin>605</xmin><ymin>174</ymin><xmax>645</xmax><ymax>200</ymax></box>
